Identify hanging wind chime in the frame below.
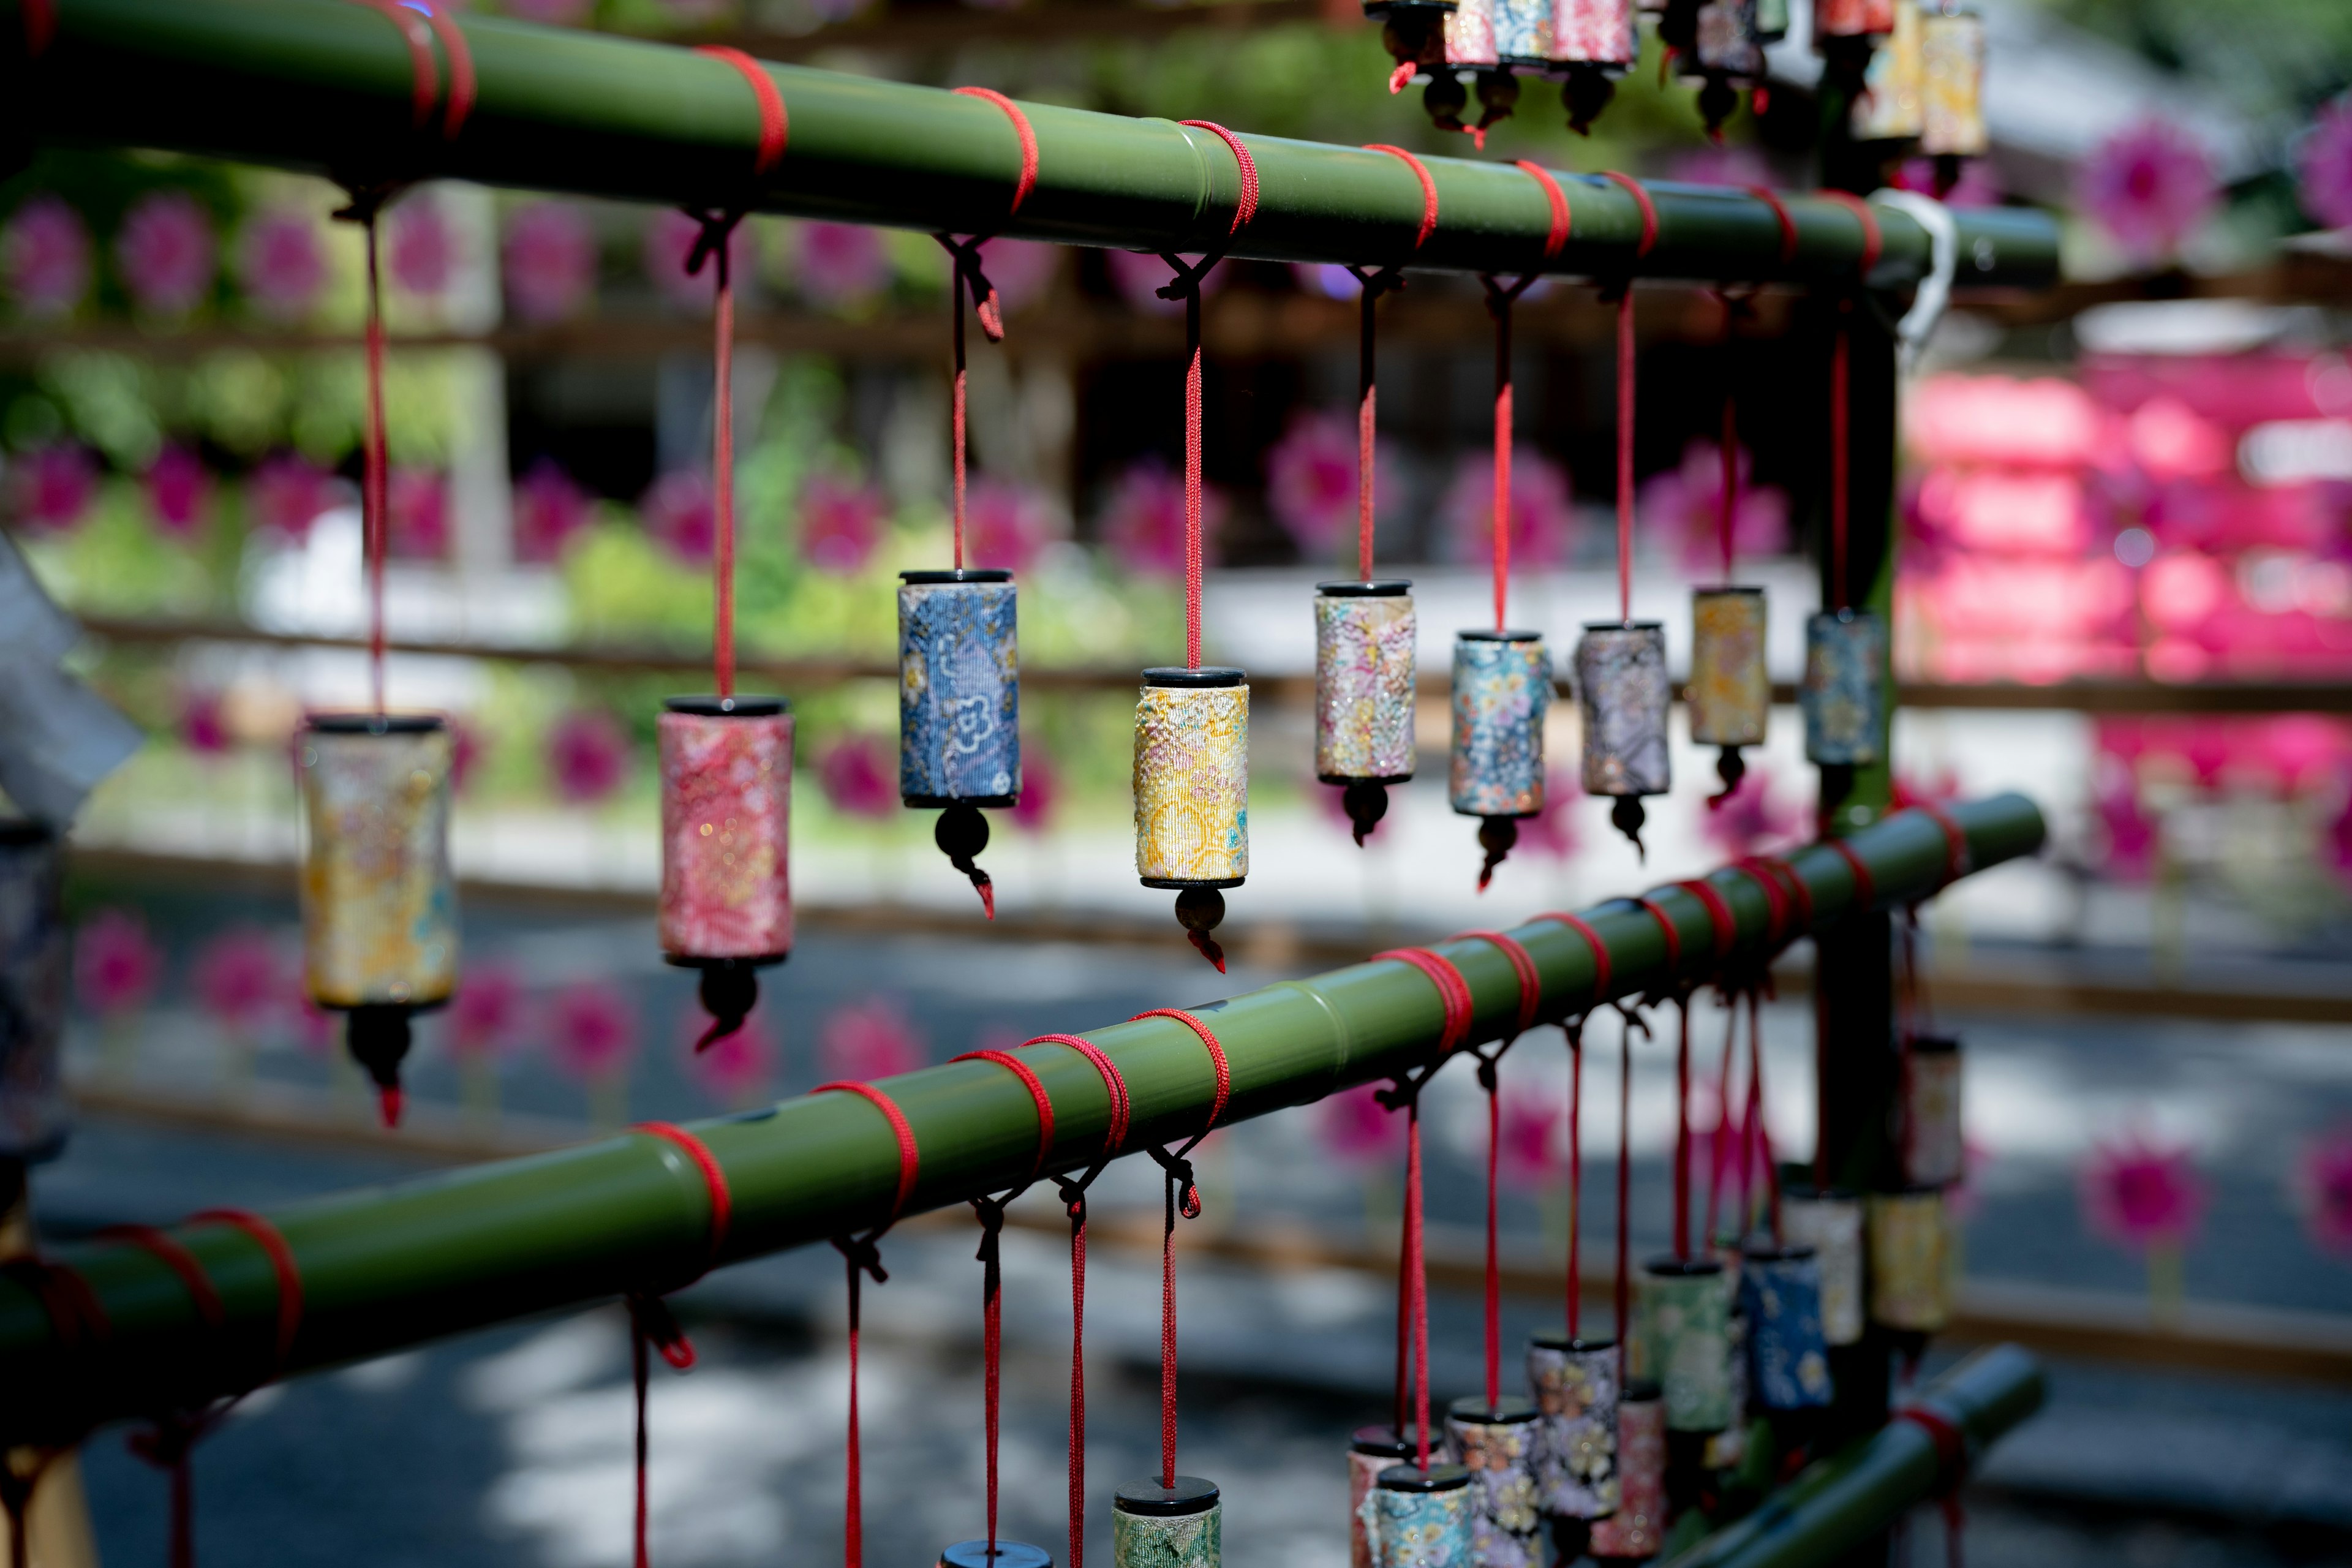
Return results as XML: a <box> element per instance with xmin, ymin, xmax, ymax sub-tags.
<box><xmin>1679</xmin><ymin>0</ymin><xmax>1767</xmax><ymax>138</ymax></box>
<box><xmin>1918</xmin><ymin>3</ymin><xmax>1988</xmax><ymax>195</ymax></box>
<box><xmin>1586</xmin><ymin>1004</ymin><xmax>1662</xmax><ymax>1562</ymax></box>
<box><xmin>906</xmin><ymin>87</ymin><xmax>1039</xmax><ymax>920</ymax></box>
<box><xmin>1578</xmin><ymin>174</ymin><xmax>1670</xmax><ymax>859</ymax></box>
<box><xmin>658</xmin><ymin>51</ymin><xmax>793</xmax><ymax>1052</ymax></box>
<box><xmin>1134</xmin><ymin>123</ymin><xmax>1259</xmax><ymax>972</ymax></box>
<box><xmin>1849</xmin><ymin>0</ymin><xmax>1925</xmax><ymax>143</ymax></box>
<box><xmin>1550</xmin><ymin>0</ymin><xmax>1640</xmax><ymax>134</ymax></box>
<box><xmin>1452</xmin><ymin>163</ymin><xmax>1569</xmax><ymax>890</ymax></box>
<box><xmin>1802</xmin><ymin>194</ymin><xmax>1889</xmax><ymax>782</ymax></box>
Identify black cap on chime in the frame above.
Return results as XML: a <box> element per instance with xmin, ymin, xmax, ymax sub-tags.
<box><xmin>938</xmin><ymin>1544</ymin><xmax>1053</xmax><ymax>1568</ymax></box>
<box><xmin>1114</xmin><ymin>1477</ymin><xmax>1221</xmax><ymax>1517</ymax></box>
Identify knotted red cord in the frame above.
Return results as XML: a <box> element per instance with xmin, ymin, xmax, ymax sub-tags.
<box><xmin>1910</xmin><ymin>802</ymin><xmax>1971</xmax><ymax>889</ymax></box>
<box><xmin>623</xmin><ymin>1123</ymin><xmax>733</xmax><ymax>1568</ymax></box>
<box><xmin>1349</xmin><ymin>146</ymin><xmax>1438</xmax><ymax>582</ymax></box>
<box><xmin>1746</xmin><ymin>184</ymin><xmax>1798</xmax><ymax>269</ymax></box>
<box><xmin>1825</xmin><ymin>837</ymin><xmax>1877</xmax><ymax>911</ymax></box>
<box><xmin>936</xmin><ymin>88</ymin><xmax>1037</xmax><ymax>570</ymax></box>
<box><xmin>1371</xmin><ymin>947</ymin><xmax>1474</xmax><ymax>1054</ymax></box>
<box><xmin>345</xmin><ymin>0</ymin><xmax>438</xmax><ymax>130</ymax></box>
<box><xmin>1895</xmin><ymin>1405</ymin><xmax>1971</xmax><ymax>1568</ymax></box>
<box><xmin>1126</xmin><ymin>1008</ymin><xmax>1230</xmax><ymax>1487</ymax></box>
<box><xmin>952</xmin><ymin>1049</ymin><xmax>1058</xmax><ymax>1182</ymax></box>
<box><xmin>812</xmin><ymin>1081</ymin><xmax>922</xmax><ymax>1568</ymax></box>
<box><xmin>1743</xmin><ymin>853</ymin><xmax>1815</xmax><ymax>934</ymax></box>
<box><xmin>1729</xmin><ymin>857</ymin><xmax>1794</xmax><ymax>950</ymax></box>
<box><xmin>1478</xmin><ymin>162</ymin><xmax>1571</xmax><ymax>632</ymax></box>
<box><xmin>101</xmin><ymin>1226</ymin><xmax>225</xmax><ymax>1568</ymax></box>
<box><xmin>418</xmin><ymin>2</ymin><xmax>475</xmax><ymax>140</ymax></box>
<box><xmin>1454</xmin><ymin>930</ymin><xmax>1542</xmax><ymax>1040</ymax></box>
<box><xmin>1671</xmin><ymin>878</ymin><xmax>1738</xmax><ymax>967</ymax></box>
<box><xmin>1600</xmin><ymin>173</ymin><xmax>1656</xmax><ymax>624</ymax></box>
<box><xmin>1451</xmin><ymin>929</ymin><xmax>1540</xmax><ymax>1409</ymax></box>
<box><xmin>1033</xmin><ymin>1034</ymin><xmax>1132</xmax><ymax>1568</ymax></box>
<box><xmin>1158</xmin><ymin>121</ymin><xmax>1259</xmax><ymax>668</ymax></box>
<box><xmin>1534</xmin><ymin>911</ymin><xmax>1613</xmax><ymax>1002</ymax></box>
<box><xmin>1817</xmin><ymin>190</ymin><xmax>1882</xmax><ymax>611</ymax></box>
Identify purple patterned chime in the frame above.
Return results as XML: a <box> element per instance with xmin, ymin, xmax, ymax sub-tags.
<box><xmin>1548</xmin><ymin>0</ymin><xmax>1638</xmax><ymax>132</ymax></box>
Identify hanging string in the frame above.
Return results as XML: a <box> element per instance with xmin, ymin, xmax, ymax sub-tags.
<box><xmin>1630</xmin><ymin>894</ymin><xmax>1690</xmax><ymax>1258</ymax></box>
<box><xmin>1817</xmin><ymin>190</ymin><xmax>1883</xmax><ymax>612</ymax></box>
<box><xmin>935</xmin><ymin>87</ymin><xmax>1038</xmax><ymax>572</ymax></box>
<box><xmin>1476</xmin><ymin>162</ymin><xmax>1572</xmax><ymax>632</ymax></box>
<box><xmin>1452</xmin><ymin>929</ymin><xmax>1541</xmax><ymax>1407</ymax></box>
<box><xmin>1705</xmin><ymin>993</ymin><xmax>1741</xmax><ymax>1248</ymax></box>
<box><xmin>1349</xmin><ymin>146</ymin><xmax>1439</xmax><ymax>584</ymax></box>
<box><xmin>1613</xmin><ymin>1006</ymin><xmax>1648</xmax><ymax>1377</ymax></box>
<box><xmin>1599</xmin><ymin>173</ymin><xmax>1657</xmax><ymax>627</ymax></box>
<box><xmin>621</xmin><ymin>1122</ymin><xmax>733</xmax><ymax>1568</ymax></box>
<box><xmin>1126</xmin><ymin>1008</ymin><xmax>1231</xmax><ymax>1487</ymax></box>
<box><xmin>1566</xmin><ymin>1014</ymin><xmax>1586</xmax><ymax>1340</ymax></box>
<box><xmin>1894</xmin><ymin>1404</ymin><xmax>1971</xmax><ymax>1568</ymax></box>
<box><xmin>811</xmin><ymin>1080</ymin><xmax>922</xmax><ymax>1568</ymax></box>
<box><xmin>1155</xmin><ymin>121</ymin><xmax>1259</xmax><ymax>669</ymax></box>
<box><xmin>1030</xmin><ymin>1034</ymin><xmax>1133</xmax><ymax>1568</ymax></box>
<box><xmin>1748</xmin><ymin>989</ymin><xmax>1782</xmax><ymax>1242</ymax></box>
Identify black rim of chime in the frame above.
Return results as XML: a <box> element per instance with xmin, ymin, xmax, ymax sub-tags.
<box><xmin>1459</xmin><ymin>628</ymin><xmax>1544</xmax><ymax>644</ymax></box>
<box><xmin>1115</xmin><ymin>1477</ymin><xmax>1221</xmax><ymax>1517</ymax></box>
<box><xmin>303</xmin><ymin>710</ymin><xmax>447</xmax><ymax>734</ymax></box>
<box><xmin>1642</xmin><ymin>1254</ymin><xmax>1725</xmax><ymax>1279</ymax></box>
<box><xmin>665</xmin><ymin>693</ymin><xmax>790</xmax><ymax>717</ymax></box>
<box><xmin>1316</xmin><ymin>578</ymin><xmax>1413</xmax><ymax>597</ymax></box>
<box><xmin>1446</xmin><ymin>1394</ymin><xmax>1539</xmax><ymax>1425</ymax></box>
<box><xmin>1142</xmin><ymin>665</ymin><xmax>1245</xmax><ymax>688</ymax></box>
<box><xmin>1375</xmin><ymin>1463</ymin><xmax>1471</xmax><ymax>1493</ymax></box>
<box><xmin>1577</xmin><ymin>619</ymin><xmax>1666</xmax><ymax>636</ymax></box>
<box><xmin>1528</xmin><ymin>1331</ymin><xmax>1618</xmax><ymax>1355</ymax></box>
<box><xmin>900</xmin><ymin>568</ymin><xmax>1014</xmax><ymax>584</ymax></box>
<box><xmin>1351</xmin><ymin>1425</ymin><xmax>1414</xmax><ymax>1459</ymax></box>
<box><xmin>1741</xmin><ymin>1242</ymin><xmax>1819</xmax><ymax>1266</ymax></box>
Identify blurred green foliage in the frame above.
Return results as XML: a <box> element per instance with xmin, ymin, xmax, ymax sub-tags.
<box><xmin>2040</xmin><ymin>0</ymin><xmax>2352</xmax><ymax>122</ymax></box>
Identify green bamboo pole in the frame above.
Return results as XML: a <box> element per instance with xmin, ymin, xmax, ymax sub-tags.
<box><xmin>2</xmin><ymin>0</ymin><xmax>2059</xmax><ymax>289</ymax></box>
<box><xmin>1663</xmin><ymin>1345</ymin><xmax>2046</xmax><ymax>1568</ymax></box>
<box><xmin>0</xmin><ymin>796</ymin><xmax>2042</xmax><ymax>1445</ymax></box>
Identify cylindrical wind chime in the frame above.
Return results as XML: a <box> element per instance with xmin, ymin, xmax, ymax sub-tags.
<box><xmin>1137</xmin><ymin>120</ymin><xmax>1261</xmax><ymax>971</ymax></box>
<box><xmin>913</xmin><ymin>86</ymin><xmax>1041</xmax><ymax>919</ymax></box>
<box><xmin>1803</xmin><ymin>195</ymin><xmax>1890</xmax><ymax>780</ymax></box>
<box><xmin>1919</xmin><ymin>4</ymin><xmax>1988</xmax><ymax>194</ymax></box>
<box><xmin>0</xmin><ymin>820</ymin><xmax>68</xmax><ymax>1164</ymax></box>
<box><xmin>1553</xmin><ymin>0</ymin><xmax>1640</xmax><ymax>134</ymax></box>
<box><xmin>1370</xmin><ymin>0</ymin><xmax>1639</xmax><ymax>139</ymax></box>
<box><xmin>661</xmin><ymin>62</ymin><xmax>794</xmax><ymax>1048</ymax></box>
<box><xmin>1780</xmin><ymin>1182</ymin><xmax>1866</xmax><ymax>1348</ymax></box>
<box><xmin>1868</xmin><ymin>1187</ymin><xmax>1953</xmax><ymax>1340</ymax></box>
<box><xmin>1849</xmin><ymin>0</ymin><xmax>1924</xmax><ymax>143</ymax></box>
<box><xmin>1584</xmin><ymin>1379</ymin><xmax>1664</xmax><ymax>1561</ymax></box>
<box><xmin>1740</xmin><ymin>1243</ymin><xmax>1833</xmax><ymax>1415</ymax></box>
<box><xmin>1676</xmin><ymin>0</ymin><xmax>1769</xmax><ymax>137</ymax></box>
<box><xmin>1580</xmin><ymin>175</ymin><xmax>1670</xmax><ymax>858</ymax></box>
<box><xmin>299</xmin><ymin>189</ymin><xmax>459</xmax><ymax>1126</ymax></box>
<box><xmin>1902</xmin><ymin>1031</ymin><xmax>1965</xmax><ymax>1188</ymax></box>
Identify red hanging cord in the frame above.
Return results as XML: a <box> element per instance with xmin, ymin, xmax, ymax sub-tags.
<box><xmin>100</xmin><ymin>1224</ymin><xmax>227</xmax><ymax>1568</ymax></box>
<box><xmin>1894</xmin><ymin>1404</ymin><xmax>1971</xmax><ymax>1568</ymax></box>
<box><xmin>0</xmin><ymin>1251</ymin><xmax>108</xmax><ymax>1568</ymax></box>
<box><xmin>1749</xmin><ymin>989</ymin><xmax>1782</xmax><ymax>1242</ymax></box>
<box><xmin>1350</xmin><ymin>146</ymin><xmax>1439</xmax><ymax>583</ymax></box>
<box><xmin>1825</xmin><ymin>836</ymin><xmax>1877</xmax><ymax>910</ymax></box>
<box><xmin>1157</xmin><ymin>122</ymin><xmax>1259</xmax><ymax>669</ymax></box>
<box><xmin>1479</xmin><ymin>162</ymin><xmax>1572</xmax><ymax>632</ymax></box>
<box><xmin>1599</xmin><ymin>173</ymin><xmax>1657</xmax><ymax>626</ymax></box>
<box><xmin>1566</xmin><ymin>1016</ymin><xmax>1586</xmax><ymax>1340</ymax></box>
<box><xmin>1705</xmin><ymin>998</ymin><xmax>1740</xmax><ymax>1247</ymax></box>
<box><xmin>1125</xmin><ymin>1008</ymin><xmax>1230</xmax><ymax>1488</ymax></box>
<box><xmin>1613</xmin><ymin>1008</ymin><xmax>1645</xmax><ymax>1374</ymax></box>
<box><xmin>1631</xmin><ymin>897</ymin><xmax>1692</xmax><ymax>1257</ymax></box>
<box><xmin>811</xmin><ymin>1081</ymin><xmax>922</xmax><ymax>1568</ymax></box>
<box><xmin>345</xmin><ymin>0</ymin><xmax>439</xmax><ymax>130</ymax></box>
<box><xmin>1911</xmin><ymin>801</ymin><xmax>1972</xmax><ymax>889</ymax></box>
<box><xmin>21</xmin><ymin>0</ymin><xmax>53</xmax><ymax>56</ymax></box>
<box><xmin>1031</xmin><ymin>1033</ymin><xmax>1133</xmax><ymax>1568</ymax></box>
<box><xmin>1534</xmin><ymin>911</ymin><xmax>1613</xmax><ymax>1003</ymax></box>
<box><xmin>1371</xmin><ymin>947</ymin><xmax>1475</xmax><ymax>1055</ymax></box>
<box><xmin>622</xmin><ymin>1123</ymin><xmax>733</xmax><ymax>1568</ymax></box>
<box><xmin>1450</xmin><ymin>929</ymin><xmax>1541</xmax><ymax>1410</ymax></box>
<box><xmin>1816</xmin><ymin>190</ymin><xmax>1882</xmax><ymax>612</ymax></box>
<box><xmin>936</xmin><ymin>88</ymin><xmax>1038</xmax><ymax>572</ymax></box>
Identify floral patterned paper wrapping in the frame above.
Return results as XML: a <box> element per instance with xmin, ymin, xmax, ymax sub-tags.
<box><xmin>1920</xmin><ymin>9</ymin><xmax>1988</xmax><ymax>156</ymax></box>
<box><xmin>1446</xmin><ymin>1402</ymin><xmax>1543</xmax><ymax>1568</ymax></box>
<box><xmin>1782</xmin><ymin>1191</ymin><xmax>1866</xmax><ymax>1345</ymax></box>
<box><xmin>1134</xmin><ymin>676</ymin><xmax>1249</xmax><ymax>885</ymax></box>
<box><xmin>1741</xmin><ymin>1247</ymin><xmax>1833</xmax><ymax>1411</ymax></box>
<box><xmin>1703</xmin><ymin>1305</ymin><xmax>1750</xmax><ymax>1470</ymax></box>
<box><xmin>1114</xmin><ymin>1500</ymin><xmax>1221</xmax><ymax>1568</ymax></box>
<box><xmin>1552</xmin><ymin>0</ymin><xmax>1638</xmax><ymax>62</ymax></box>
<box><xmin>1868</xmin><ymin>1189</ymin><xmax>1953</xmax><ymax>1333</ymax></box>
<box><xmin>1351</xmin><ymin>1430</ymin><xmax>1413</xmax><ymax>1568</ymax></box>
<box><xmin>658</xmin><ymin>704</ymin><xmax>793</xmax><ymax>962</ymax></box>
<box><xmin>1755</xmin><ymin>0</ymin><xmax>1789</xmax><ymax>41</ymax></box>
<box><xmin>1585</xmin><ymin>1389</ymin><xmax>1664</xmax><ymax>1559</ymax></box>
<box><xmin>1801</xmin><ymin>609</ymin><xmax>1887</xmax><ymax>766</ymax></box>
<box><xmin>1694</xmin><ymin>0</ymin><xmax>1764</xmax><ymax>76</ymax></box>
<box><xmin>1903</xmin><ymin>1037</ymin><xmax>1965</xmax><ymax>1188</ymax></box>
<box><xmin>1850</xmin><ymin>0</ymin><xmax>1924</xmax><ymax>138</ymax></box>
<box><xmin>1493</xmin><ymin>0</ymin><xmax>1555</xmax><ymax>61</ymax></box>
<box><xmin>1813</xmin><ymin>0</ymin><xmax>1894</xmax><ymax>36</ymax></box>
<box><xmin>1316</xmin><ymin>590</ymin><xmax>1417</xmax><ymax>783</ymax></box>
<box><xmin>1632</xmin><ymin>1261</ymin><xmax>1734</xmax><ymax>1433</ymax></box>
<box><xmin>1527</xmin><ymin>1336</ymin><xmax>1619</xmax><ymax>1521</ymax></box>
<box><xmin>298</xmin><ymin>717</ymin><xmax>457</xmax><ymax>1010</ymax></box>
<box><xmin>1689</xmin><ymin>589</ymin><xmax>1770</xmax><ymax>748</ymax></box>
<box><xmin>899</xmin><ymin>574</ymin><xmax>1019</xmax><ymax>806</ymax></box>
<box><xmin>1360</xmin><ymin>1474</ymin><xmax>1473</xmax><ymax>1568</ymax></box>
<box><xmin>1445</xmin><ymin>0</ymin><xmax>1500</xmax><ymax>66</ymax></box>
<box><xmin>1575</xmin><ymin>624</ymin><xmax>1670</xmax><ymax>799</ymax></box>
<box><xmin>0</xmin><ymin>824</ymin><xmax>67</xmax><ymax>1160</ymax></box>
<box><xmin>1450</xmin><ymin>633</ymin><xmax>1550</xmax><ymax>818</ymax></box>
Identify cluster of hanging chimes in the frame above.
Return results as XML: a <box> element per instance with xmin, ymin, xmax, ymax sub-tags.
<box><xmin>900</xmin><ymin>568</ymin><xmax>1020</xmax><ymax>916</ymax></box>
<box><xmin>1366</xmin><ymin>0</ymin><xmax>1643</xmax><ymax>137</ymax></box>
<box><xmin>1317</xmin><ymin>580</ymin><xmax>1417</xmax><ymax>845</ymax></box>
<box><xmin>658</xmin><ymin>695</ymin><xmax>794</xmax><ymax>1047</ymax></box>
<box><xmin>297</xmin><ymin>713</ymin><xmax>458</xmax><ymax>1125</ymax></box>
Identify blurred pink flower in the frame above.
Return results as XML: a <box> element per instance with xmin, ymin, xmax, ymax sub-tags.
<box><xmin>548</xmin><ymin>980</ymin><xmax>639</xmax><ymax>1082</ymax></box>
<box><xmin>1667</xmin><ymin>146</ymin><xmax>1774</xmax><ymax>187</ymax></box>
<box><xmin>503</xmin><ymin>202</ymin><xmax>597</xmax><ymax>323</ymax></box>
<box><xmin>448</xmin><ymin>963</ymin><xmax>525</xmax><ymax>1061</ymax></box>
<box><xmin>1010</xmin><ymin>743</ymin><xmax>1057</xmax><ymax>833</ymax></box>
<box><xmin>819</xmin><ymin>733</ymin><xmax>897</xmax><ymax>819</ymax></box>
<box><xmin>643</xmin><ymin>208</ymin><xmax>755</xmax><ymax>311</ymax></box>
<box><xmin>794</xmin><ymin>222</ymin><xmax>889</xmax><ymax>309</ymax></box>
<box><xmin>75</xmin><ymin>908</ymin><xmax>160</xmax><ymax>1020</ymax></box>
<box><xmin>448</xmin><ymin>717</ymin><xmax>485</xmax><ymax>794</ymax></box>
<box><xmin>1895</xmin><ymin>156</ymin><xmax>2002</xmax><ymax>207</ymax></box>
<box><xmin>388</xmin><ymin>198</ymin><xmax>454</xmax><ymax>298</ymax></box>
<box><xmin>295</xmin><ymin>991</ymin><xmax>337</xmax><ymax>1056</ymax></box>
<box><xmin>1638</xmin><ymin>440</ymin><xmax>1789</xmax><ymax>573</ymax></box>
<box><xmin>1438</xmin><ymin>447</ymin><xmax>1577</xmax><ymax>570</ymax></box>
<box><xmin>1268</xmin><ymin>411</ymin><xmax>1391</xmax><ymax>562</ymax></box>
<box><xmin>2298</xmin><ymin>1126</ymin><xmax>2352</xmax><ymax>1255</ymax></box>
<box><xmin>2</xmin><ymin>195</ymin><xmax>92</xmax><ymax>319</ymax></box>
<box><xmin>544</xmin><ymin>708</ymin><xmax>633</xmax><ymax>803</ymax></box>
<box><xmin>1099</xmin><ymin>459</ymin><xmax>1224</xmax><ymax>577</ymax></box>
<box><xmin>145</xmin><ymin>445</ymin><xmax>211</xmax><ymax>538</ymax></box>
<box><xmin>389</xmin><ymin>467</ymin><xmax>449</xmax><ymax>559</ymax></box>
<box><xmin>179</xmin><ymin>690</ymin><xmax>231</xmax><ymax>755</ymax></box>
<box><xmin>512</xmin><ymin>458</ymin><xmax>595</xmax><ymax>563</ymax></box>
<box><xmin>966</xmin><ymin>479</ymin><xmax>1055</xmax><ymax>573</ymax></box>
<box><xmin>2298</xmin><ymin>95</ymin><xmax>2352</xmax><ymax>232</ymax></box>
<box><xmin>687</xmin><ymin>1005</ymin><xmax>778</xmax><ymax>1104</ymax></box>
<box><xmin>9</xmin><ymin>445</ymin><xmax>99</xmax><ymax>532</ymax></box>
<box><xmin>115</xmin><ymin>189</ymin><xmax>217</xmax><ymax>316</ymax></box>
<box><xmin>818</xmin><ymin>997</ymin><xmax>924</xmax><ymax>1082</ymax></box>
<box><xmin>1498</xmin><ymin>1091</ymin><xmax>1562</xmax><ymax>1191</ymax></box>
<box><xmin>641</xmin><ymin>468</ymin><xmax>716</xmax><ymax>564</ymax></box>
<box><xmin>236</xmin><ymin>208</ymin><xmax>328</xmax><ymax>322</ymax></box>
<box><xmin>1103</xmin><ymin>250</ymin><xmax>1230</xmax><ymax>316</ymax></box>
<box><xmin>2092</xmin><ymin>766</ymin><xmax>2157</xmax><ymax>882</ymax></box>
<box><xmin>1891</xmin><ymin>768</ymin><xmax>1961</xmax><ymax>810</ymax></box>
<box><xmin>976</xmin><ymin>237</ymin><xmax>1061</xmax><ymax>315</ymax></box>
<box><xmin>247</xmin><ymin>452</ymin><xmax>340</xmax><ymax>540</ymax></box>
<box><xmin>800</xmin><ymin>474</ymin><xmax>886</xmax><ymax>574</ymax></box>
<box><xmin>2078</xmin><ymin>120</ymin><xmax>2217</xmax><ymax>266</ymax></box>
<box><xmin>2328</xmin><ymin>787</ymin><xmax>2352</xmax><ymax>886</ymax></box>
<box><xmin>1700</xmin><ymin>767</ymin><xmax>1803</xmax><ymax>859</ymax></box>
<box><xmin>191</xmin><ymin>929</ymin><xmax>282</xmax><ymax>1038</ymax></box>
<box><xmin>2081</xmin><ymin>1132</ymin><xmax>2204</xmax><ymax>1251</ymax></box>
<box><xmin>1517</xmin><ymin>770</ymin><xmax>1585</xmax><ymax>862</ymax></box>
<box><xmin>1319</xmin><ymin>1082</ymin><xmax>1406</xmax><ymax>1167</ymax></box>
